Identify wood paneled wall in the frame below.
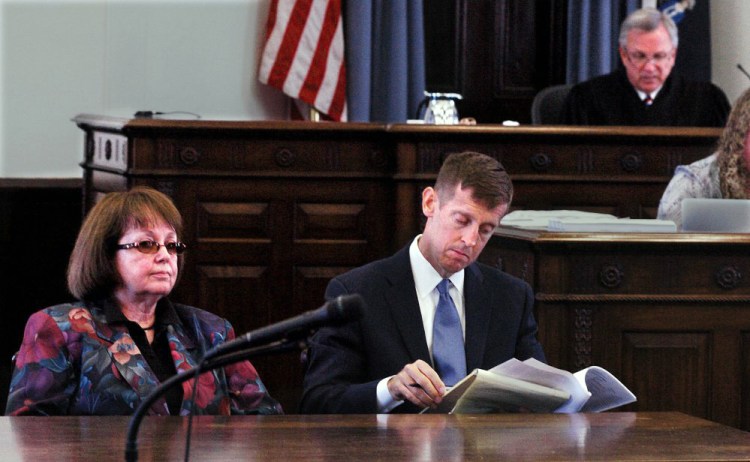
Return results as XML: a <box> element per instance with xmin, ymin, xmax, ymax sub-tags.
<box><xmin>424</xmin><ymin>0</ymin><xmax>568</xmax><ymax>123</ymax></box>
<box><xmin>0</xmin><ymin>179</ymin><xmax>83</xmax><ymax>411</ymax></box>
<box><xmin>485</xmin><ymin>228</ymin><xmax>750</xmax><ymax>430</ymax></box>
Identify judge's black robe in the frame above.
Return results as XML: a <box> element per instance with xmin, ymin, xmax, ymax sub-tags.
<box><xmin>561</xmin><ymin>67</ymin><xmax>730</xmax><ymax>127</ymax></box>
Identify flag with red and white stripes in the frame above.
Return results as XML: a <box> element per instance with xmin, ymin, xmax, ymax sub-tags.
<box><xmin>258</xmin><ymin>0</ymin><xmax>347</xmax><ymax>121</ymax></box>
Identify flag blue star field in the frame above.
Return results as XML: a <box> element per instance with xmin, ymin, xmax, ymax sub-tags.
<box><xmin>657</xmin><ymin>0</ymin><xmax>695</xmax><ymax>24</ymax></box>
<box><xmin>654</xmin><ymin>0</ymin><xmax>710</xmax><ymax>82</ymax></box>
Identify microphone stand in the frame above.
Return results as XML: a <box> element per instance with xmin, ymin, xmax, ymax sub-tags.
<box><xmin>124</xmin><ymin>338</ymin><xmax>305</xmax><ymax>462</ymax></box>
<box><xmin>124</xmin><ymin>294</ymin><xmax>364</xmax><ymax>461</ymax></box>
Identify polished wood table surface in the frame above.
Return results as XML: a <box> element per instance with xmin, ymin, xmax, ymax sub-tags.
<box><xmin>1</xmin><ymin>412</ymin><xmax>748</xmax><ymax>461</ymax></box>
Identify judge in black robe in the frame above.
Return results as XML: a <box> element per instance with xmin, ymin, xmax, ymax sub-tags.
<box><xmin>561</xmin><ymin>67</ymin><xmax>730</xmax><ymax>127</ymax></box>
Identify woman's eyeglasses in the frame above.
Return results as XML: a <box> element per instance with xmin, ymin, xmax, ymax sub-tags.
<box><xmin>117</xmin><ymin>240</ymin><xmax>187</xmax><ymax>255</ymax></box>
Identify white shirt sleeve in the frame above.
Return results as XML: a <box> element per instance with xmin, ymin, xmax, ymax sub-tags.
<box><xmin>376</xmin><ymin>376</ymin><xmax>404</xmax><ymax>413</ymax></box>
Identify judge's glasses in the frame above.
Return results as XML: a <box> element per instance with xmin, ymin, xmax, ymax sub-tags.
<box><xmin>624</xmin><ymin>49</ymin><xmax>674</xmax><ymax>67</ymax></box>
<box><xmin>117</xmin><ymin>240</ymin><xmax>187</xmax><ymax>255</ymax></box>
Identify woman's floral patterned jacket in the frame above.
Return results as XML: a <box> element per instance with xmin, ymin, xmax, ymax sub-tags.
<box><xmin>6</xmin><ymin>300</ymin><xmax>283</xmax><ymax>416</ymax></box>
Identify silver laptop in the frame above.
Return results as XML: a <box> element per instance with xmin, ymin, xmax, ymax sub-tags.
<box><xmin>681</xmin><ymin>198</ymin><xmax>750</xmax><ymax>232</ymax></box>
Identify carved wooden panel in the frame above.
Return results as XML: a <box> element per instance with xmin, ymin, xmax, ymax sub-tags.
<box><xmin>294</xmin><ymin>267</ymin><xmax>353</xmax><ymax>309</ymax></box>
<box><xmin>295</xmin><ymin>203</ymin><xmax>367</xmax><ymax>242</ymax></box>
<box><xmin>391</xmin><ymin>126</ymin><xmax>719</xmax><ymax>221</ymax></box>
<box><xmin>424</xmin><ymin>0</ymin><xmax>568</xmax><ymax>123</ymax></box>
<box><xmin>167</xmin><ymin>172</ymin><xmax>391</xmax><ymax>413</ymax></box>
<box><xmin>494</xmin><ymin>1</ymin><xmax>538</xmax><ymax>95</ymax></box>
<box><xmin>621</xmin><ymin>332</ymin><xmax>710</xmax><ymax>416</ymax></box>
<box><xmin>562</xmin><ymin>254</ymin><xmax>750</xmax><ymax>296</ymax></box>
<box><xmin>196</xmin><ymin>265</ymin><xmax>272</xmax><ymax>331</ymax></box>
<box><xmin>532</xmin><ymin>303</ymin><xmax>569</xmax><ymax>370</ymax></box>
<box><xmin>486</xmin><ymin>229</ymin><xmax>750</xmax><ymax>430</ymax></box>
<box><xmin>91</xmin><ymin>132</ymin><xmax>128</xmax><ymax>170</ymax></box>
<box><xmin>139</xmin><ymin>137</ymin><xmax>387</xmax><ymax>174</ymax></box>
<box><xmin>195</xmin><ymin>262</ymin><xmax>308</xmax><ymax>407</ymax></box>
<box><xmin>197</xmin><ymin>202</ymin><xmax>271</xmax><ymax>240</ymax></box>
<box><xmin>413</xmin><ymin>139</ymin><xmax>706</xmax><ymax>177</ymax></box>
<box><xmin>743</xmin><ymin>332</ymin><xmax>750</xmax><ymax>430</ymax></box>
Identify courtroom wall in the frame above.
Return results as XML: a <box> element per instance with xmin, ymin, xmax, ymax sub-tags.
<box><xmin>711</xmin><ymin>2</ymin><xmax>750</xmax><ymax>104</ymax></box>
<box><xmin>0</xmin><ymin>0</ymin><xmax>287</xmax><ymax>177</ymax></box>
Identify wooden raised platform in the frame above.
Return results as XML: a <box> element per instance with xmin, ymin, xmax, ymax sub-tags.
<box><xmin>485</xmin><ymin>227</ymin><xmax>750</xmax><ymax>430</ymax></box>
<box><xmin>73</xmin><ymin>115</ymin><xmax>722</xmax><ymax>414</ymax></box>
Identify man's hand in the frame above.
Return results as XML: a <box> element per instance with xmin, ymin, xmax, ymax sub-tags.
<box><xmin>387</xmin><ymin>360</ymin><xmax>446</xmax><ymax>409</ymax></box>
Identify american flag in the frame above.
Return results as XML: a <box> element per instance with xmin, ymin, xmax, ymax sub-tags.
<box><xmin>258</xmin><ymin>0</ymin><xmax>347</xmax><ymax>121</ymax></box>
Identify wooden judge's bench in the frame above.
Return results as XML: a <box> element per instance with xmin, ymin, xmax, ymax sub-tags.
<box><xmin>484</xmin><ymin>228</ymin><xmax>750</xmax><ymax>431</ymax></box>
<box><xmin>75</xmin><ymin>115</ymin><xmax>742</xmax><ymax>425</ymax></box>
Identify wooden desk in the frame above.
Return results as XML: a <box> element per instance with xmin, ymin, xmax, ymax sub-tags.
<box><xmin>483</xmin><ymin>228</ymin><xmax>750</xmax><ymax>431</ymax></box>
<box><xmin>2</xmin><ymin>413</ymin><xmax>748</xmax><ymax>461</ymax></box>
<box><xmin>389</xmin><ymin>124</ymin><xmax>722</xmax><ymax>239</ymax></box>
<box><xmin>72</xmin><ymin>115</ymin><xmax>721</xmax><ymax>413</ymax></box>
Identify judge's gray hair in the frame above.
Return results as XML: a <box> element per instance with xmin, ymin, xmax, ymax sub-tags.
<box><xmin>618</xmin><ymin>8</ymin><xmax>679</xmax><ymax>49</ymax></box>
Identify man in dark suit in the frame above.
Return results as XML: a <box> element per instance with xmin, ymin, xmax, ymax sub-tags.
<box><xmin>561</xmin><ymin>7</ymin><xmax>730</xmax><ymax>127</ymax></box>
<box><xmin>300</xmin><ymin>151</ymin><xmax>545</xmax><ymax>414</ymax></box>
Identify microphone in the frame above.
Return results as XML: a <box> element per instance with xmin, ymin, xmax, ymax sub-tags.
<box><xmin>125</xmin><ymin>294</ymin><xmax>365</xmax><ymax>462</ymax></box>
<box><xmin>737</xmin><ymin>63</ymin><xmax>750</xmax><ymax>82</ymax></box>
<box><xmin>203</xmin><ymin>294</ymin><xmax>365</xmax><ymax>361</ymax></box>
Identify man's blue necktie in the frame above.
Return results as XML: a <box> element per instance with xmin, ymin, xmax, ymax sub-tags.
<box><xmin>432</xmin><ymin>279</ymin><xmax>467</xmax><ymax>386</ymax></box>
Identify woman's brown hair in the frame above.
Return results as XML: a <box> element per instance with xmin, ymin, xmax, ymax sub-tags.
<box><xmin>718</xmin><ymin>88</ymin><xmax>750</xmax><ymax>199</ymax></box>
<box><xmin>67</xmin><ymin>186</ymin><xmax>184</xmax><ymax>301</ymax></box>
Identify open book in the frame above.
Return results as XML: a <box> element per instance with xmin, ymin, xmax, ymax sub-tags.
<box><xmin>421</xmin><ymin>358</ymin><xmax>636</xmax><ymax>414</ymax></box>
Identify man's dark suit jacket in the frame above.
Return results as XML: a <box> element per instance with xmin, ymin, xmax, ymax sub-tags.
<box><xmin>300</xmin><ymin>244</ymin><xmax>546</xmax><ymax>414</ymax></box>
<box><xmin>561</xmin><ymin>67</ymin><xmax>730</xmax><ymax>127</ymax></box>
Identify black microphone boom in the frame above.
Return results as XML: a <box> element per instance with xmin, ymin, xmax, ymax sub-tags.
<box><xmin>737</xmin><ymin>63</ymin><xmax>750</xmax><ymax>82</ymax></box>
<box><xmin>203</xmin><ymin>294</ymin><xmax>365</xmax><ymax>361</ymax></box>
<box><xmin>125</xmin><ymin>294</ymin><xmax>365</xmax><ymax>462</ymax></box>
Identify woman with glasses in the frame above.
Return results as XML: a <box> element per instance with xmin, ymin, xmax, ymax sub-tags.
<box><xmin>6</xmin><ymin>187</ymin><xmax>282</xmax><ymax>416</ymax></box>
<box><xmin>560</xmin><ymin>7</ymin><xmax>729</xmax><ymax>127</ymax></box>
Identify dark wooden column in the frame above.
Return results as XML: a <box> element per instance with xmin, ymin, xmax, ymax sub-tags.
<box><xmin>424</xmin><ymin>0</ymin><xmax>568</xmax><ymax>123</ymax></box>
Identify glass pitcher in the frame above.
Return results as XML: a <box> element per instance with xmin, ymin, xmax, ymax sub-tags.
<box><xmin>417</xmin><ymin>91</ymin><xmax>463</xmax><ymax>124</ymax></box>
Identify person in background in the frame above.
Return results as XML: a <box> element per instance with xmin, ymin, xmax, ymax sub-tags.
<box><xmin>6</xmin><ymin>186</ymin><xmax>282</xmax><ymax>416</ymax></box>
<box><xmin>561</xmin><ymin>7</ymin><xmax>730</xmax><ymax>127</ymax></box>
<box><xmin>658</xmin><ymin>87</ymin><xmax>750</xmax><ymax>229</ymax></box>
<box><xmin>300</xmin><ymin>151</ymin><xmax>545</xmax><ymax>414</ymax></box>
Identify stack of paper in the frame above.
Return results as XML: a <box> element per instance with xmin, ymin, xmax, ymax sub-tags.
<box><xmin>500</xmin><ymin>210</ymin><xmax>676</xmax><ymax>233</ymax></box>
<box><xmin>547</xmin><ymin>217</ymin><xmax>676</xmax><ymax>233</ymax></box>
